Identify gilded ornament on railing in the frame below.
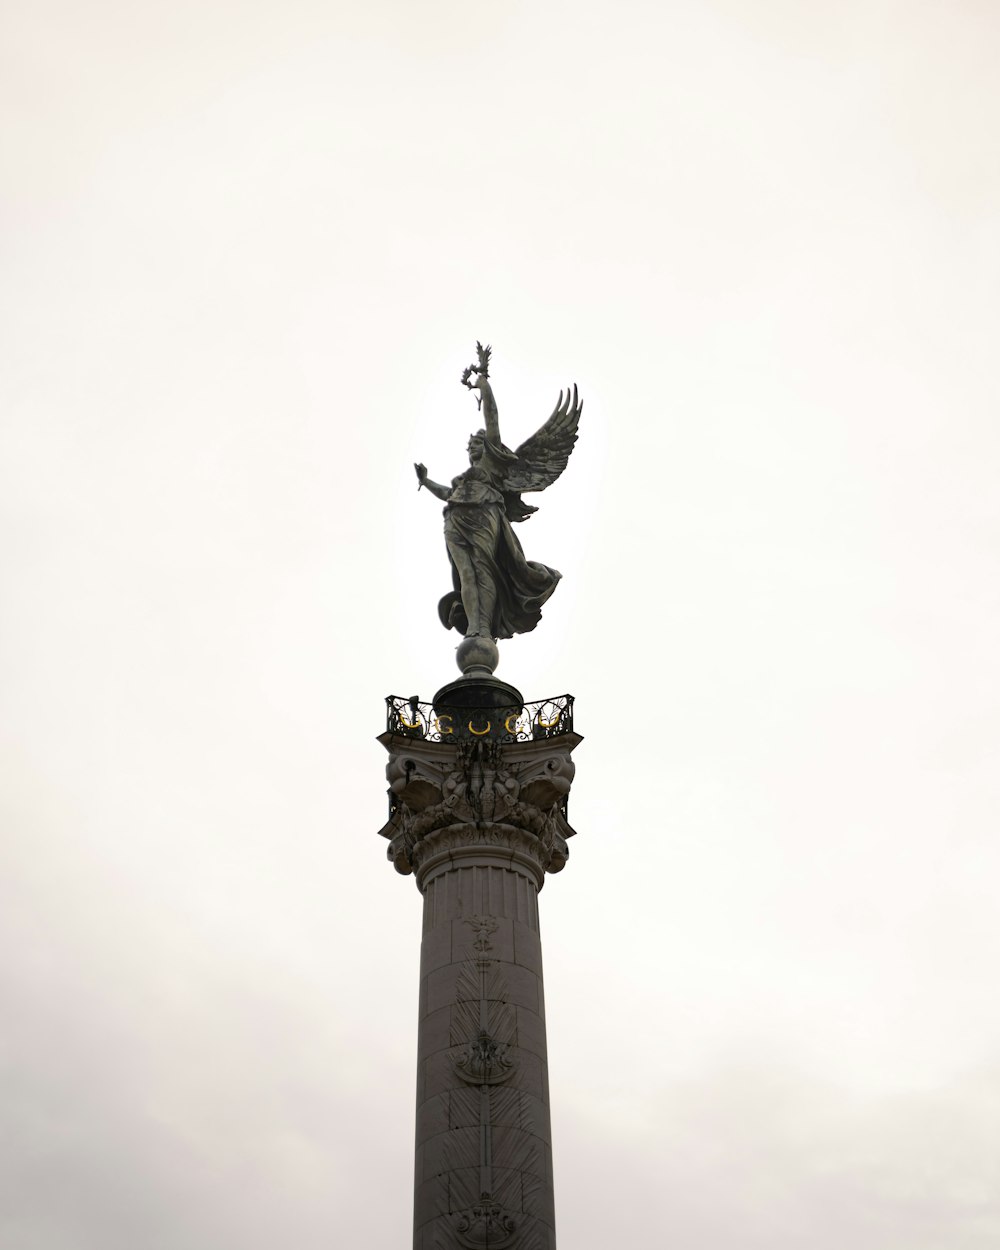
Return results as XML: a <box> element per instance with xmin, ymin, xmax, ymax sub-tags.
<box><xmin>385</xmin><ymin>694</ymin><xmax>573</xmax><ymax>743</ymax></box>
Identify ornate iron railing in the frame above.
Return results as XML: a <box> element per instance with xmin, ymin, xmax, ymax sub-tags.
<box><xmin>385</xmin><ymin>694</ymin><xmax>574</xmax><ymax>743</ymax></box>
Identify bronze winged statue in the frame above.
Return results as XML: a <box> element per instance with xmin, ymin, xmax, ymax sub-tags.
<box><xmin>415</xmin><ymin>343</ymin><xmax>582</xmax><ymax>645</ymax></box>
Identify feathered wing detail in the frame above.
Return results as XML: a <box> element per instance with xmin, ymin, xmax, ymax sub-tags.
<box><xmin>507</xmin><ymin>384</ymin><xmax>582</xmax><ymax>491</ymax></box>
<box><xmin>501</xmin><ymin>384</ymin><xmax>582</xmax><ymax>521</ymax></box>
<box><xmin>505</xmin><ymin>380</ymin><xmax>582</xmax><ymax>517</ymax></box>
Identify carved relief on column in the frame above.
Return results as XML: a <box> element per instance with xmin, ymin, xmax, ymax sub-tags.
<box><xmin>453</xmin><ymin>917</ymin><xmax>517</xmax><ymax>1086</ymax></box>
<box><xmin>447</xmin><ymin>915</ymin><xmax>524</xmax><ymax>1249</ymax></box>
<box><xmin>376</xmin><ymin>733</ymin><xmax>580</xmax><ymax>890</ymax></box>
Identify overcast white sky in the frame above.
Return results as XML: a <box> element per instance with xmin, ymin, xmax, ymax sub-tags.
<box><xmin>2</xmin><ymin>1</ymin><xmax>999</xmax><ymax>1246</ymax></box>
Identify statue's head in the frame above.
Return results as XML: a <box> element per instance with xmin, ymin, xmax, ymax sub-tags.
<box><xmin>467</xmin><ymin>430</ymin><xmax>486</xmax><ymax>463</ymax></box>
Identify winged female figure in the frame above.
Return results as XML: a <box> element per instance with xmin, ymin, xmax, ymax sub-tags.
<box><xmin>414</xmin><ymin>343</ymin><xmax>582</xmax><ymax>642</ymax></box>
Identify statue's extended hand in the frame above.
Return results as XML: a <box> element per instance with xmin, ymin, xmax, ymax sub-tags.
<box><xmin>414</xmin><ymin>462</ymin><xmax>428</xmax><ymax>489</ymax></box>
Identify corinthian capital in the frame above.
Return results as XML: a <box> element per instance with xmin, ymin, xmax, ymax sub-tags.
<box><xmin>376</xmin><ymin>729</ymin><xmax>581</xmax><ymax>890</ymax></box>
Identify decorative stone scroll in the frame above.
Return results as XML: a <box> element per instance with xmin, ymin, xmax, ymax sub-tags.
<box><xmin>376</xmin><ymin>731</ymin><xmax>580</xmax><ymax>891</ymax></box>
<box><xmin>455</xmin><ymin>1201</ymin><xmax>518</xmax><ymax>1249</ymax></box>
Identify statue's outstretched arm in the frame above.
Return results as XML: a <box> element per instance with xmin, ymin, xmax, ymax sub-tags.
<box><xmin>477</xmin><ymin>378</ymin><xmax>501</xmax><ymax>447</ymax></box>
<box><xmin>414</xmin><ymin>462</ymin><xmax>451</xmax><ymax>501</ymax></box>
<box><xmin>462</xmin><ymin>342</ymin><xmax>502</xmax><ymax>446</ymax></box>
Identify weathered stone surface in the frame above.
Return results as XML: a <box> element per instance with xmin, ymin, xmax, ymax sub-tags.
<box><xmin>415</xmin><ymin>1093</ymin><xmax>449</xmax><ymax>1141</ymax></box>
<box><xmin>417</xmin><ymin>1006</ymin><xmax>452</xmax><ymax>1060</ymax></box>
<box><xmin>419</xmin><ymin>922</ymin><xmax>453</xmax><ymax>977</ymax></box>
<box><xmin>514</xmin><ymin>1005</ymin><xmax>549</xmax><ymax>1062</ymax></box>
<box><xmin>512</xmin><ymin>921</ymin><xmax>543</xmax><ymax>972</ymax></box>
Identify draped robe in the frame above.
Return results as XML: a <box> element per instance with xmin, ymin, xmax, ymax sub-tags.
<box><xmin>437</xmin><ymin>437</ymin><xmax>561</xmax><ymax>640</ymax></box>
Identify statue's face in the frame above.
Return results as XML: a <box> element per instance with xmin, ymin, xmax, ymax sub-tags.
<box><xmin>468</xmin><ymin>434</ymin><xmax>485</xmax><ymax>463</ymax></box>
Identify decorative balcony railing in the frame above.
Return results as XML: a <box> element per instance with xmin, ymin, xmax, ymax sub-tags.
<box><xmin>385</xmin><ymin>694</ymin><xmax>574</xmax><ymax>743</ymax></box>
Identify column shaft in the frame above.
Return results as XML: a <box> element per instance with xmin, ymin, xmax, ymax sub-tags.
<box><xmin>415</xmin><ymin>859</ymin><xmax>555</xmax><ymax>1249</ymax></box>
<box><xmin>377</xmin><ymin>726</ymin><xmax>581</xmax><ymax>1250</ymax></box>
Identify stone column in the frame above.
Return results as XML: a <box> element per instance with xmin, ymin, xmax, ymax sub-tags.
<box><xmin>378</xmin><ymin>716</ymin><xmax>580</xmax><ymax>1250</ymax></box>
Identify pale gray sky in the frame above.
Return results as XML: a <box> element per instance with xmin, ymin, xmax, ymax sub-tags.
<box><xmin>2</xmin><ymin>1</ymin><xmax>999</xmax><ymax>1247</ymax></box>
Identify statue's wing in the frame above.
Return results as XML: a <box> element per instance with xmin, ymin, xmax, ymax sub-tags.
<box><xmin>504</xmin><ymin>384</ymin><xmax>582</xmax><ymax>493</ymax></box>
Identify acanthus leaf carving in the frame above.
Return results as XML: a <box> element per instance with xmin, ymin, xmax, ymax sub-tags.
<box><xmin>381</xmin><ymin>738</ymin><xmax>574</xmax><ymax>879</ymax></box>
